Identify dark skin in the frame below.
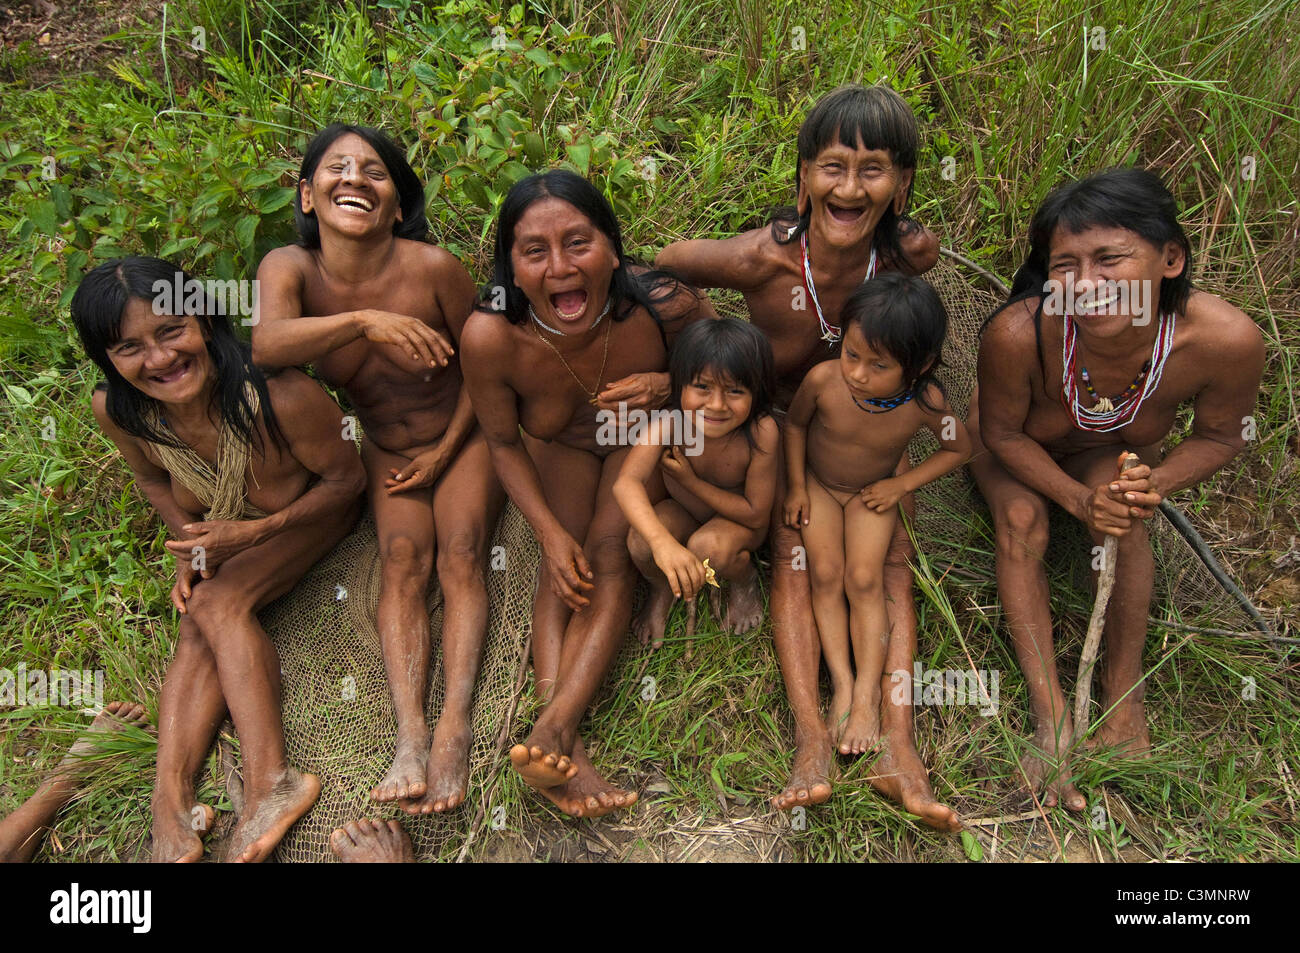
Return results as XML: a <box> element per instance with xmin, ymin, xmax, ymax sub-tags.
<box><xmin>95</xmin><ymin>299</ymin><xmax>365</xmax><ymax>862</ymax></box>
<box><xmin>613</xmin><ymin>371</ymin><xmax>781</xmax><ymax>647</ymax></box>
<box><xmin>254</xmin><ymin>132</ymin><xmax>505</xmax><ymax>816</ymax></box>
<box><xmin>656</xmin><ymin>139</ymin><xmax>962</xmax><ymax>830</ymax></box>
<box><xmin>784</xmin><ymin>326</ymin><xmax>970</xmax><ymax>756</ymax></box>
<box><xmin>971</xmin><ymin>224</ymin><xmax>1265</xmax><ymax>810</ymax></box>
<box><xmin>461</xmin><ymin>197</ymin><xmax>707</xmax><ymax>817</ymax></box>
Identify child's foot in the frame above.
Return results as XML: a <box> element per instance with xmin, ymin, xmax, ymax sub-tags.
<box><xmin>1019</xmin><ymin>720</ymin><xmax>1086</xmax><ymax>812</ymax></box>
<box><xmin>399</xmin><ymin>717</ymin><xmax>471</xmax><ymax>815</ymax></box>
<box><xmin>330</xmin><ymin>819</ymin><xmax>415</xmax><ymax>863</ymax></box>
<box><xmin>825</xmin><ymin>687</ymin><xmax>852</xmax><ymax>746</ymax></box>
<box><xmin>509</xmin><ymin>727</ymin><xmax>578</xmax><ymax>790</ymax></box>
<box><xmin>227</xmin><ymin>768</ymin><xmax>320</xmax><ymax>863</ymax></box>
<box><xmin>839</xmin><ymin>701</ymin><xmax>881</xmax><ymax>756</ymax></box>
<box><xmin>721</xmin><ymin>567</ymin><xmax>764</xmax><ymax>635</ymax></box>
<box><xmin>536</xmin><ymin>752</ymin><xmax>638</xmax><ymax>819</ymax></box>
<box><xmin>372</xmin><ymin>729</ymin><xmax>431</xmax><ymax>802</ymax></box>
<box><xmin>632</xmin><ymin>580</ymin><xmax>675</xmax><ymax>650</ymax></box>
<box><xmin>151</xmin><ymin>802</ymin><xmax>214</xmax><ymax>863</ymax></box>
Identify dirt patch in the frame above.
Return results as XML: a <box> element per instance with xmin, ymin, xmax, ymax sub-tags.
<box><xmin>1</xmin><ymin>1</ymin><xmax>160</xmax><ymax>83</ymax></box>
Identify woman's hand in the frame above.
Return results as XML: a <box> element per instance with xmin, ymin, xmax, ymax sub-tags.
<box><xmin>1079</xmin><ymin>455</ymin><xmax>1162</xmax><ymax>537</ymax></box>
<box><xmin>540</xmin><ymin>528</ymin><xmax>595</xmax><ymax>611</ymax></box>
<box><xmin>385</xmin><ymin>444</ymin><xmax>455</xmax><ymax>495</ymax></box>
<box><xmin>360</xmin><ymin>309</ymin><xmax>454</xmax><ymax>368</ymax></box>
<box><xmin>860</xmin><ymin>476</ymin><xmax>907</xmax><ymax>512</ymax></box>
<box><xmin>596</xmin><ymin>372</ymin><xmax>670</xmax><ymax>412</ymax></box>
<box><xmin>784</xmin><ymin>488</ymin><xmax>810</xmax><ymax>528</ymax></box>
<box><xmin>170</xmin><ymin>557</ymin><xmax>201</xmax><ymax>613</ymax></box>
<box><xmin>652</xmin><ymin>540</ymin><xmax>707</xmax><ymax>602</ymax></box>
<box><xmin>163</xmin><ymin>520</ymin><xmax>262</xmax><ymax>577</ymax></box>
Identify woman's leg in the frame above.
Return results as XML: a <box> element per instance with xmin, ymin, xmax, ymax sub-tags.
<box><xmin>184</xmin><ymin>498</ymin><xmax>361</xmax><ymax>860</ymax></box>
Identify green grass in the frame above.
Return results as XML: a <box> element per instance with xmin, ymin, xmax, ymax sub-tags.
<box><xmin>0</xmin><ymin>0</ymin><xmax>1296</xmax><ymax>861</ymax></box>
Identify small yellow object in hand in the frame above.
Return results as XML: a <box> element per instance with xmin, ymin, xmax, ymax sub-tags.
<box><xmin>702</xmin><ymin>558</ymin><xmax>720</xmax><ymax>588</ymax></box>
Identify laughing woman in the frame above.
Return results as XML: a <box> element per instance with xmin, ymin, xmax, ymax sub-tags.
<box><xmin>460</xmin><ymin>170</ymin><xmax>707</xmax><ymax>817</ymax></box>
<box><xmin>72</xmin><ymin>257</ymin><xmax>366</xmax><ymax>861</ymax></box>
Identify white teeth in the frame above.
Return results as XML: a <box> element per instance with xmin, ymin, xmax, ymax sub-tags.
<box><xmin>334</xmin><ymin>195</ymin><xmax>374</xmax><ymax>211</ymax></box>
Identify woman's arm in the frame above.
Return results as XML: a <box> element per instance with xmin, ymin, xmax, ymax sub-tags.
<box><xmin>252</xmin><ymin>246</ymin><xmax>452</xmax><ymax>370</ymax></box>
<box><xmin>461</xmin><ymin>312</ymin><xmax>594</xmax><ymax>610</ymax></box>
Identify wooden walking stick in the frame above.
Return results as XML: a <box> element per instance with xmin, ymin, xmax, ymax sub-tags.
<box><xmin>1074</xmin><ymin>452</ymin><xmax>1141</xmax><ymax>732</ymax></box>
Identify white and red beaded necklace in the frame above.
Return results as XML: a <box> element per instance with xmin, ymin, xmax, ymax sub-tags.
<box><xmin>799</xmin><ymin>229</ymin><xmax>876</xmax><ymax>345</ymax></box>
<box><xmin>1060</xmin><ymin>311</ymin><xmax>1175</xmax><ymax>432</ymax></box>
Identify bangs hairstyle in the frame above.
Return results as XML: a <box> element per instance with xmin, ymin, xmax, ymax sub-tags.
<box><xmin>844</xmin><ymin>272</ymin><xmax>947</xmax><ymax>413</ymax></box>
<box><xmin>668</xmin><ymin>318</ymin><xmax>776</xmax><ymax>447</ymax></box>
<box><xmin>482</xmin><ymin>168</ymin><xmax>687</xmax><ymax>324</ymax></box>
<box><xmin>1008</xmin><ymin>167</ymin><xmax>1192</xmax><ymax>317</ymax></box>
<box><xmin>770</xmin><ymin>84</ymin><xmax>920</xmax><ymax>266</ymax></box>
<box><xmin>70</xmin><ymin>257</ymin><xmax>284</xmax><ymax>454</ymax></box>
<box><xmin>295</xmin><ymin>123</ymin><xmax>430</xmax><ymax>249</ymax></box>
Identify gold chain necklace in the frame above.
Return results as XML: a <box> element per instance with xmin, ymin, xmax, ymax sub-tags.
<box><xmin>530</xmin><ymin>309</ymin><xmax>613</xmax><ymax>405</ymax></box>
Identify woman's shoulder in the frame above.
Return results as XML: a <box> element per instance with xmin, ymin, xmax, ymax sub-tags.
<box><xmin>461</xmin><ymin>307</ymin><xmax>520</xmax><ymax>358</ymax></box>
<box><xmin>1182</xmin><ymin>289</ymin><xmax>1263</xmax><ymax>353</ymax></box>
<box><xmin>981</xmin><ymin>295</ymin><xmax>1041</xmax><ymax>350</ymax></box>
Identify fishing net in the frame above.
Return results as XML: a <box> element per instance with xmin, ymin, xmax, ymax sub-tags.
<box><xmin>254</xmin><ymin>252</ymin><xmax>1271</xmax><ymax>862</ymax></box>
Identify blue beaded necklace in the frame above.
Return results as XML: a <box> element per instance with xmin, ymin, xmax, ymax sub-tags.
<box><xmin>853</xmin><ymin>386</ymin><xmax>915</xmax><ymax>414</ymax></box>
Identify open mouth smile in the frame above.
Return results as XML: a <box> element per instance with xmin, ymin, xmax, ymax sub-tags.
<box><xmin>549</xmin><ymin>289</ymin><xmax>588</xmax><ymax>319</ymax></box>
<box><xmin>333</xmin><ymin>194</ymin><xmax>375</xmax><ymax>212</ymax></box>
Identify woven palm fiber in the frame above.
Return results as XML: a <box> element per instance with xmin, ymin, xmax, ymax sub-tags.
<box><xmin>254</xmin><ymin>253</ymin><xmax>1260</xmax><ymax>861</ymax></box>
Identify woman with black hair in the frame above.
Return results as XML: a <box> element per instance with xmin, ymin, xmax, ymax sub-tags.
<box><xmin>656</xmin><ymin>84</ymin><xmax>960</xmax><ymax>830</ymax></box>
<box><xmin>255</xmin><ymin>124</ymin><xmax>504</xmax><ymax>818</ymax></box>
<box><xmin>71</xmin><ymin>257</ymin><xmax>366</xmax><ymax>862</ymax></box>
<box><xmin>460</xmin><ymin>169</ymin><xmax>709</xmax><ymax>818</ymax></box>
<box><xmin>971</xmin><ymin>167</ymin><xmax>1265</xmax><ymax>811</ymax></box>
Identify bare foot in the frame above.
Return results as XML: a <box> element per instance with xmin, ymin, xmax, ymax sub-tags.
<box><xmin>227</xmin><ymin>768</ymin><xmax>320</xmax><ymax>863</ymax></box>
<box><xmin>839</xmin><ymin>687</ymin><xmax>881</xmax><ymax>756</ymax></box>
<box><xmin>825</xmin><ymin>686</ymin><xmax>851</xmax><ymax>746</ymax></box>
<box><xmin>1091</xmin><ymin>697</ymin><xmax>1152</xmax><ymax>758</ymax></box>
<box><xmin>1019</xmin><ymin>719</ymin><xmax>1086</xmax><ymax>812</ymax></box>
<box><xmin>509</xmin><ymin>727</ymin><xmax>577</xmax><ymax>790</ymax></box>
<box><xmin>330</xmin><ymin>819</ymin><xmax>415</xmax><ymax>863</ymax></box>
<box><xmin>399</xmin><ymin>719</ymin><xmax>471</xmax><ymax>815</ymax></box>
<box><xmin>536</xmin><ymin>749</ymin><xmax>637</xmax><ymax>818</ymax></box>
<box><xmin>632</xmin><ymin>581</ymin><xmax>674</xmax><ymax>650</ymax></box>
<box><xmin>371</xmin><ymin>730</ymin><xmax>430</xmax><ymax>802</ymax></box>
<box><xmin>150</xmin><ymin>802</ymin><xmax>214</xmax><ymax>863</ymax></box>
<box><xmin>772</xmin><ymin>733</ymin><xmax>834</xmax><ymax>810</ymax></box>
<box><xmin>60</xmin><ymin>701</ymin><xmax>150</xmax><ymax>775</ymax></box>
<box><xmin>869</xmin><ymin>735</ymin><xmax>962</xmax><ymax>832</ymax></box>
<box><xmin>721</xmin><ymin>567</ymin><xmax>764</xmax><ymax>635</ymax></box>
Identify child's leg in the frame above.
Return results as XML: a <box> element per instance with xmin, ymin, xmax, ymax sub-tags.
<box><xmin>802</xmin><ymin>469</ymin><xmax>853</xmax><ymax>742</ymax></box>
<box><xmin>839</xmin><ymin>497</ymin><xmax>898</xmax><ymax>755</ymax></box>
<box><xmin>685</xmin><ymin>515</ymin><xmax>767</xmax><ymax>635</ymax></box>
<box><xmin>627</xmin><ymin>498</ymin><xmax>700</xmax><ymax>648</ymax></box>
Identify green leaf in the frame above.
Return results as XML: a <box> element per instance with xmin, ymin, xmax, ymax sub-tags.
<box><xmin>256</xmin><ymin>187</ymin><xmax>296</xmax><ymax>213</ymax></box>
<box><xmin>960</xmin><ymin>830</ymin><xmax>983</xmax><ymax>862</ymax></box>
<box><xmin>411</xmin><ymin>62</ymin><xmax>439</xmax><ymax>87</ymax></box>
<box><xmin>522</xmin><ymin>131</ymin><xmax>545</xmax><ymax>165</ymax></box>
<box><xmin>235</xmin><ymin>214</ymin><xmax>259</xmax><ymax>249</ymax></box>
<box><xmin>565</xmin><ymin>140</ymin><xmax>591</xmax><ymax>175</ymax></box>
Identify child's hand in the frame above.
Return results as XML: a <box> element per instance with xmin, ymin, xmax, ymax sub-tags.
<box><xmin>860</xmin><ymin>477</ymin><xmax>907</xmax><ymax>512</ymax></box>
<box><xmin>784</xmin><ymin>488</ymin><xmax>810</xmax><ymax>528</ymax></box>
<box><xmin>652</xmin><ymin>541</ymin><xmax>707</xmax><ymax>601</ymax></box>
<box><xmin>658</xmin><ymin>446</ymin><xmax>696</xmax><ymax>484</ymax></box>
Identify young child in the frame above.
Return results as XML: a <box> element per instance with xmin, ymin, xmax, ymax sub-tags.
<box><xmin>784</xmin><ymin>273</ymin><xmax>971</xmax><ymax>755</ymax></box>
<box><xmin>614</xmin><ymin>318</ymin><xmax>780</xmax><ymax>646</ymax></box>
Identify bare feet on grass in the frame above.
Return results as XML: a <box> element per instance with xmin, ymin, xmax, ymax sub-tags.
<box><xmin>151</xmin><ymin>802</ymin><xmax>216</xmax><ymax>863</ymax></box>
<box><xmin>62</xmin><ymin>701</ymin><xmax>150</xmax><ymax>773</ymax></box>
<box><xmin>372</xmin><ymin>729</ymin><xmax>431</xmax><ymax>802</ymax></box>
<box><xmin>509</xmin><ymin>727</ymin><xmax>578</xmax><ymax>789</ymax></box>
<box><xmin>632</xmin><ymin>581</ymin><xmax>675</xmax><ymax>650</ymax></box>
<box><xmin>1089</xmin><ymin>696</ymin><xmax>1152</xmax><ymax>759</ymax></box>
<box><xmin>825</xmin><ymin>687</ymin><xmax>851</xmax><ymax>748</ymax></box>
<box><xmin>330</xmin><ymin>818</ymin><xmax>414</xmax><ymax>863</ymax></box>
<box><xmin>869</xmin><ymin>737</ymin><xmax>962</xmax><ymax>832</ymax></box>
<box><xmin>772</xmin><ymin>732</ymin><xmax>834</xmax><ymax>810</ymax></box>
<box><xmin>1019</xmin><ymin>718</ymin><xmax>1086</xmax><ymax>812</ymax></box>
<box><xmin>536</xmin><ymin>747</ymin><xmax>636</xmax><ymax>819</ymax></box>
<box><xmin>227</xmin><ymin>768</ymin><xmax>320</xmax><ymax>863</ymax></box>
<box><xmin>839</xmin><ymin>685</ymin><xmax>881</xmax><ymax>756</ymax></box>
<box><xmin>399</xmin><ymin>719</ymin><xmax>471</xmax><ymax>815</ymax></box>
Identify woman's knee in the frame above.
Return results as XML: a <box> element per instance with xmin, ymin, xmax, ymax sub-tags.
<box><xmin>381</xmin><ymin>532</ymin><xmax>434</xmax><ymax>580</ymax></box>
<box><xmin>184</xmin><ymin>581</ymin><xmax>253</xmax><ymax>636</ymax></box>
<box><xmin>435</xmin><ymin>529</ymin><xmax>487</xmax><ymax>590</ymax></box>
<box><xmin>996</xmin><ymin>498</ymin><xmax>1049</xmax><ymax>561</ymax></box>
<box><xmin>586</xmin><ymin>532</ymin><xmax>632</xmax><ymax>577</ymax></box>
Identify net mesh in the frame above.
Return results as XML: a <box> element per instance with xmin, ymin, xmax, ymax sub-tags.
<box><xmin>253</xmin><ymin>254</ymin><xmax>1267</xmax><ymax>862</ymax></box>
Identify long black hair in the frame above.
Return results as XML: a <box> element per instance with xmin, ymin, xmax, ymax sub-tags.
<box><xmin>844</xmin><ymin>273</ymin><xmax>947</xmax><ymax>413</ymax></box>
<box><xmin>71</xmin><ymin>257</ymin><xmax>285</xmax><ymax>454</ymax></box>
<box><xmin>481</xmin><ymin>169</ymin><xmax>684</xmax><ymax>324</ymax></box>
<box><xmin>294</xmin><ymin>123</ymin><xmax>430</xmax><ymax>249</ymax></box>
<box><xmin>668</xmin><ymin>318</ymin><xmax>775</xmax><ymax>448</ymax></box>
<box><xmin>769</xmin><ymin>84</ymin><xmax>920</xmax><ymax>267</ymax></box>
<box><xmin>996</xmin><ymin>167</ymin><xmax>1193</xmax><ymax>390</ymax></box>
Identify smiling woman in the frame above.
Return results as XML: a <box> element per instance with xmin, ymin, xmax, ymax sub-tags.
<box><xmin>71</xmin><ymin>257</ymin><xmax>366</xmax><ymax>863</ymax></box>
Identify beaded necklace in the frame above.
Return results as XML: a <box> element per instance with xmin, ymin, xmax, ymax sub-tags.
<box><xmin>1061</xmin><ymin>311</ymin><xmax>1175</xmax><ymax>432</ymax></box>
<box><xmin>852</xmin><ymin>386</ymin><xmax>915</xmax><ymax>414</ymax></box>
<box><xmin>799</xmin><ymin>230</ymin><xmax>876</xmax><ymax>345</ymax></box>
